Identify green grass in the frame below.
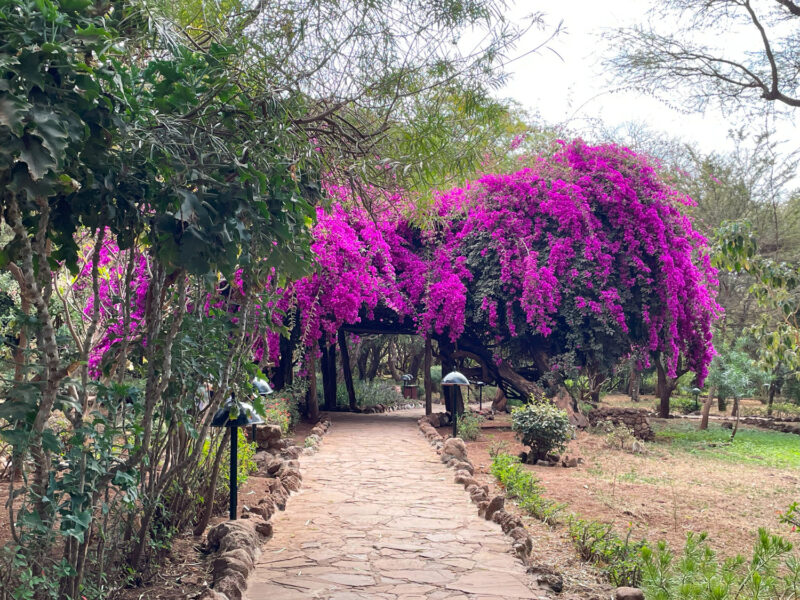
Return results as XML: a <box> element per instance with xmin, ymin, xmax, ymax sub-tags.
<box><xmin>652</xmin><ymin>420</ymin><xmax>800</xmax><ymax>469</ymax></box>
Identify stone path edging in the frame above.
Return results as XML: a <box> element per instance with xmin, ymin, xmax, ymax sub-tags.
<box><xmin>198</xmin><ymin>419</ymin><xmax>333</xmax><ymax>600</ymax></box>
<box><xmin>417</xmin><ymin>416</ymin><xmax>535</xmax><ymax>563</ymax></box>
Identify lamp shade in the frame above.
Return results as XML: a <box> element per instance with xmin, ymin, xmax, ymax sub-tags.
<box><xmin>252</xmin><ymin>377</ymin><xmax>274</xmax><ymax>395</ymax></box>
<box><xmin>441</xmin><ymin>370</ymin><xmax>470</xmax><ymax>386</ymax></box>
<box><xmin>211</xmin><ymin>397</ymin><xmax>264</xmax><ymax>428</ymax></box>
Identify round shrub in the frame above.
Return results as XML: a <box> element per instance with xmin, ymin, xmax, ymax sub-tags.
<box><xmin>512</xmin><ymin>398</ymin><xmax>573</xmax><ymax>461</ymax></box>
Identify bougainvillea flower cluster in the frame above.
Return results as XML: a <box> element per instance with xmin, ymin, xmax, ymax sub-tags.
<box><xmin>78</xmin><ymin>140</ymin><xmax>720</xmax><ymax>383</ymax></box>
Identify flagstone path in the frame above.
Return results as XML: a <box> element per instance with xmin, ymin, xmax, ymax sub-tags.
<box><xmin>246</xmin><ymin>410</ymin><xmax>549</xmax><ymax>600</ymax></box>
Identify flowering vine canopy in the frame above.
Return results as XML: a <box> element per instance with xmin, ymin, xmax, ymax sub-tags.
<box><xmin>280</xmin><ymin>140</ymin><xmax>720</xmax><ymax>381</ymax></box>
<box><xmin>82</xmin><ymin>140</ymin><xmax>720</xmax><ymax>384</ymax></box>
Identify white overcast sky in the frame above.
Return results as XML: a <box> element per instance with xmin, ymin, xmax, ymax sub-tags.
<box><xmin>495</xmin><ymin>0</ymin><xmax>799</xmax><ymax>154</ymax></box>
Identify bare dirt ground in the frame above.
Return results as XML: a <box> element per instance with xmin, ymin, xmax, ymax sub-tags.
<box><xmin>456</xmin><ymin>409</ymin><xmax>800</xmax><ymax>560</ymax></box>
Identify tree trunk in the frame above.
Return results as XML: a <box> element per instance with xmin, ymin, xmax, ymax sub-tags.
<box><xmin>306</xmin><ymin>352</ymin><xmax>319</xmax><ymax>423</ymax></box>
<box><xmin>272</xmin><ymin>334</ymin><xmax>294</xmax><ymax>391</ymax></box>
<box><xmin>386</xmin><ymin>339</ymin><xmax>404</xmax><ymax>381</ymax></box>
<box><xmin>320</xmin><ymin>342</ymin><xmax>337</xmax><ymax>410</ymax></box>
<box><xmin>587</xmin><ymin>365</ymin><xmax>605</xmax><ymax>405</ymax></box>
<box><xmin>656</xmin><ymin>360</ymin><xmax>671</xmax><ymax>419</ymax></box>
<box><xmin>7</xmin><ymin>262</ymin><xmax>29</xmax><ymax>480</ymax></box>
<box><xmin>699</xmin><ymin>394</ymin><xmax>713</xmax><ymax>430</ymax></box>
<box><xmin>717</xmin><ymin>394</ymin><xmax>727</xmax><ymax>412</ymax></box>
<box><xmin>365</xmin><ymin>340</ymin><xmax>383</xmax><ymax>381</ymax></box>
<box><xmin>491</xmin><ymin>387</ymin><xmax>508</xmax><ymax>413</ymax></box>
<box><xmin>424</xmin><ymin>337</ymin><xmax>432</xmax><ymax>416</ymax></box>
<box><xmin>441</xmin><ymin>344</ymin><xmax>455</xmax><ymax>412</ymax></box>
<box><xmin>629</xmin><ymin>367</ymin><xmax>641</xmax><ymax>402</ymax></box>
<box><xmin>338</xmin><ymin>330</ymin><xmax>357</xmax><ymax>411</ymax></box>
<box><xmin>730</xmin><ymin>397</ymin><xmax>741</xmax><ymax>440</ymax></box>
<box><xmin>767</xmin><ymin>381</ymin><xmax>776</xmax><ymax>416</ymax></box>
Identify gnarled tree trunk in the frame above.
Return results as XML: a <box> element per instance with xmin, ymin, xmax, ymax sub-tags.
<box><xmin>338</xmin><ymin>330</ymin><xmax>357</xmax><ymax>411</ymax></box>
<box><xmin>424</xmin><ymin>337</ymin><xmax>432</xmax><ymax>415</ymax></box>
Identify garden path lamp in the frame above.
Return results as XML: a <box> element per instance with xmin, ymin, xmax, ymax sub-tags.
<box><xmin>475</xmin><ymin>381</ymin><xmax>486</xmax><ymax>411</ymax></box>
<box><xmin>691</xmin><ymin>387</ymin><xmax>702</xmax><ymax>411</ymax></box>
<box><xmin>441</xmin><ymin>371</ymin><xmax>470</xmax><ymax>438</ymax></box>
<box><xmin>251</xmin><ymin>377</ymin><xmax>274</xmax><ymax>440</ymax></box>
<box><xmin>211</xmin><ymin>397</ymin><xmax>263</xmax><ymax>521</ymax></box>
<box><xmin>401</xmin><ymin>373</ymin><xmax>417</xmax><ymax>399</ymax></box>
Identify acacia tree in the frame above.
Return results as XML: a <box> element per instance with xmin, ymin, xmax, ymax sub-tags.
<box><xmin>715</xmin><ymin>221</ymin><xmax>800</xmax><ymax>393</ymax></box>
<box><xmin>608</xmin><ymin>0</ymin><xmax>800</xmax><ymax>114</ymax></box>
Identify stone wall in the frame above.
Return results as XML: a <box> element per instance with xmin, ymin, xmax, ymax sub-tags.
<box><xmin>740</xmin><ymin>417</ymin><xmax>800</xmax><ymax>435</ymax></box>
<box><xmin>587</xmin><ymin>407</ymin><xmax>654</xmax><ymax>441</ymax></box>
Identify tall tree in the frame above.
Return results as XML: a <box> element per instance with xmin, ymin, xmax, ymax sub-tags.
<box><xmin>608</xmin><ymin>0</ymin><xmax>800</xmax><ymax>115</ymax></box>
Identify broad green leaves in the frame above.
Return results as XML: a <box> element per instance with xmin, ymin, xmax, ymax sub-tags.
<box><xmin>714</xmin><ymin>221</ymin><xmax>800</xmax><ymax>374</ymax></box>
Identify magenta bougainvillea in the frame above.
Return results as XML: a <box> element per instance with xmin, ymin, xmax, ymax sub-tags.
<box><xmin>79</xmin><ymin>140</ymin><xmax>719</xmax><ymax>383</ymax></box>
<box><xmin>292</xmin><ymin>140</ymin><xmax>719</xmax><ymax>381</ymax></box>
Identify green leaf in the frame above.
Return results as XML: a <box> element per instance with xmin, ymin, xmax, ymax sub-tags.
<box><xmin>19</xmin><ymin>134</ymin><xmax>56</xmax><ymax>180</ymax></box>
<box><xmin>30</xmin><ymin>106</ymin><xmax>69</xmax><ymax>162</ymax></box>
<box><xmin>0</xmin><ymin>93</ymin><xmax>31</xmax><ymax>136</ymax></box>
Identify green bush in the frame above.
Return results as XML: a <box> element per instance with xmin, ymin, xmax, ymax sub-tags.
<box><xmin>652</xmin><ymin>395</ymin><xmax>698</xmax><ymax>415</ymax></box>
<box><xmin>490</xmin><ymin>452</ymin><xmax>565</xmax><ymax>526</ymax></box>
<box><xmin>640</xmin><ymin>529</ymin><xmax>800</xmax><ymax>600</ymax></box>
<box><xmin>511</xmin><ymin>398</ymin><xmax>573</xmax><ymax>460</ymax></box>
<box><xmin>457</xmin><ymin>411</ymin><xmax>484</xmax><ymax>441</ymax></box>
<box><xmin>641</xmin><ymin>370</ymin><xmax>658</xmax><ymax>395</ymax></box>
<box><xmin>568</xmin><ymin>517</ymin><xmax>645</xmax><ymax>586</ymax></box>
<box><xmin>782</xmin><ymin>377</ymin><xmax>800</xmax><ymax>404</ymax></box>
<box><xmin>595</xmin><ymin>421</ymin><xmax>637</xmax><ymax>451</ymax></box>
<box><xmin>201</xmin><ymin>429</ymin><xmax>257</xmax><ymax>514</ymax></box>
<box><xmin>335</xmin><ymin>379</ymin><xmax>404</xmax><ymax>408</ymax></box>
<box><xmin>271</xmin><ymin>381</ymin><xmax>306</xmax><ymax>428</ymax></box>
<box><xmin>430</xmin><ymin>364</ymin><xmax>442</xmax><ymax>394</ymax></box>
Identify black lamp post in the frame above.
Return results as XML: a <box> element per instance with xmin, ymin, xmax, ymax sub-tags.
<box><xmin>476</xmin><ymin>381</ymin><xmax>486</xmax><ymax>411</ymax></box>
<box><xmin>211</xmin><ymin>397</ymin><xmax>263</xmax><ymax>520</ymax></box>
<box><xmin>441</xmin><ymin>371</ymin><xmax>470</xmax><ymax>438</ymax></box>
<box><xmin>401</xmin><ymin>373</ymin><xmax>415</xmax><ymax>399</ymax></box>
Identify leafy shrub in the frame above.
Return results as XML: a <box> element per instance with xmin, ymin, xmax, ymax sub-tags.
<box><xmin>595</xmin><ymin>421</ymin><xmax>637</xmax><ymax>451</ymax></box>
<box><xmin>335</xmin><ymin>379</ymin><xmax>404</xmax><ymax>408</ymax></box>
<box><xmin>652</xmin><ymin>395</ymin><xmax>698</xmax><ymax>415</ymax></box>
<box><xmin>771</xmin><ymin>402</ymin><xmax>800</xmax><ymax>418</ymax></box>
<box><xmin>781</xmin><ymin>502</ymin><xmax>799</xmax><ymax>533</ymax></box>
<box><xmin>705</xmin><ymin>341</ymin><xmax>765</xmax><ymax>404</ymax></box>
<box><xmin>271</xmin><ymin>381</ymin><xmax>306</xmax><ymax>428</ymax></box>
<box><xmin>511</xmin><ymin>398</ymin><xmax>572</xmax><ymax>460</ymax></box>
<box><xmin>783</xmin><ymin>377</ymin><xmax>800</xmax><ymax>404</ymax></box>
<box><xmin>457</xmin><ymin>411</ymin><xmax>484</xmax><ymax>441</ymax></box>
<box><xmin>201</xmin><ymin>429</ymin><xmax>257</xmax><ymax>513</ymax></box>
<box><xmin>262</xmin><ymin>397</ymin><xmax>292</xmax><ymax>434</ymax></box>
<box><xmin>568</xmin><ymin>517</ymin><xmax>645</xmax><ymax>586</ymax></box>
<box><xmin>740</xmin><ymin>402</ymin><xmax>800</xmax><ymax>418</ymax></box>
<box><xmin>490</xmin><ymin>453</ymin><xmax>565</xmax><ymax>526</ymax></box>
<box><xmin>641</xmin><ymin>370</ymin><xmax>658</xmax><ymax>395</ymax></box>
<box><xmin>640</xmin><ymin>529</ymin><xmax>800</xmax><ymax>600</ymax></box>
<box><xmin>430</xmin><ymin>364</ymin><xmax>442</xmax><ymax>394</ymax></box>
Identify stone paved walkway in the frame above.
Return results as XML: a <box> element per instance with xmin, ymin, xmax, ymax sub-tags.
<box><xmin>246</xmin><ymin>410</ymin><xmax>548</xmax><ymax>600</ymax></box>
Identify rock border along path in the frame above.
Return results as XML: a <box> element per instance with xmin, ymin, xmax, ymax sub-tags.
<box><xmin>246</xmin><ymin>410</ymin><xmax>549</xmax><ymax>600</ymax></box>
